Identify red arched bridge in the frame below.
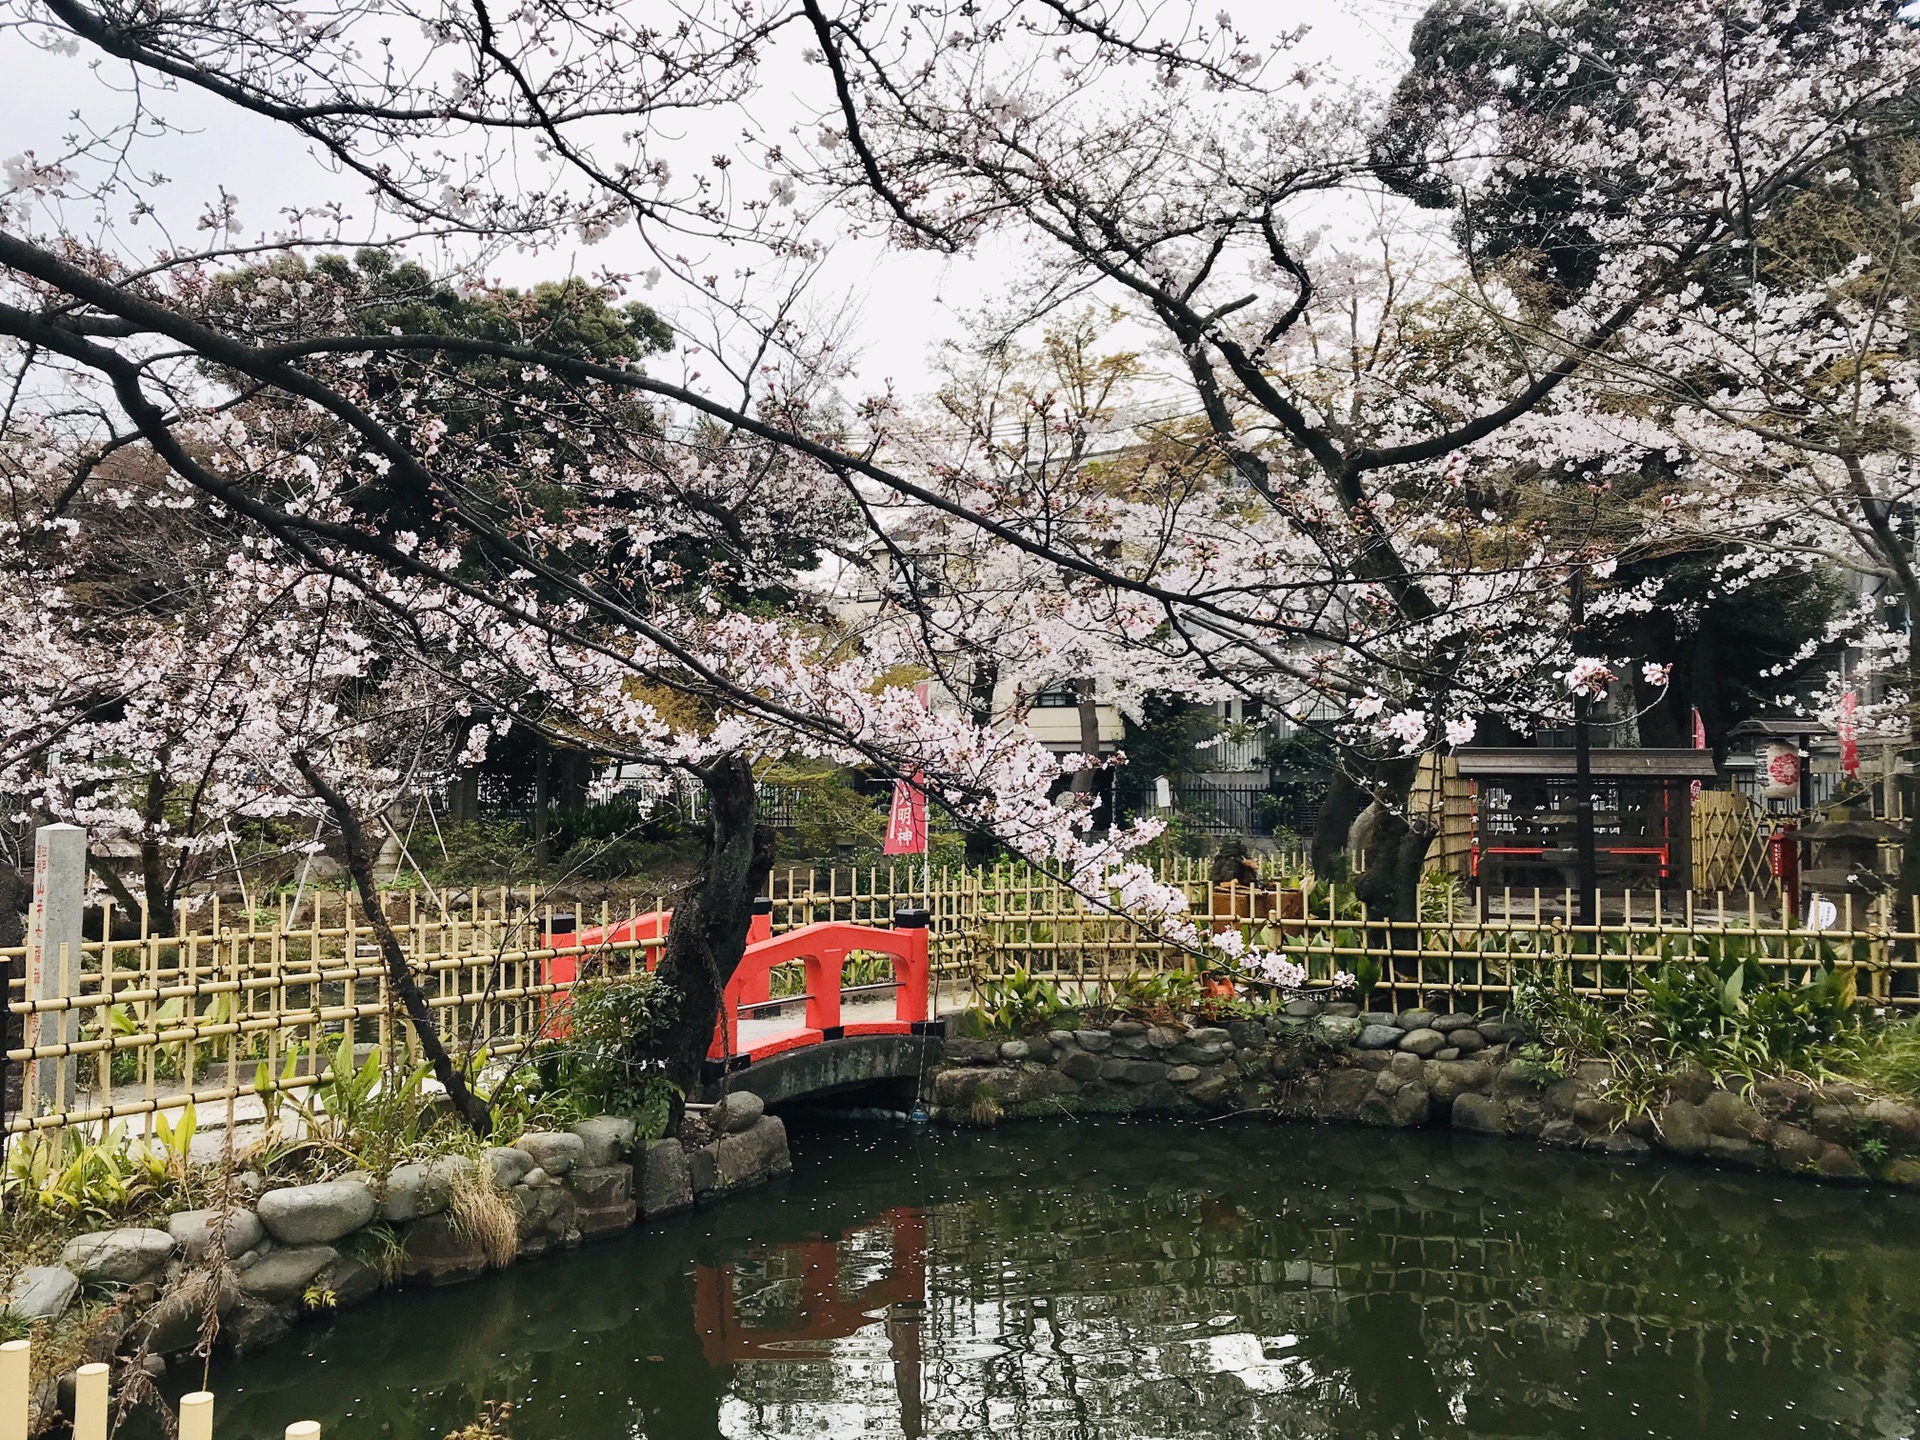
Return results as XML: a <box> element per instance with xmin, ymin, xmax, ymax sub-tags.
<box><xmin>543</xmin><ymin>902</ymin><xmax>942</xmax><ymax>1105</ymax></box>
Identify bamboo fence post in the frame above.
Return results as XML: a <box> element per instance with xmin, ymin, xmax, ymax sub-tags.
<box><xmin>179</xmin><ymin>1392</ymin><xmax>214</xmax><ymax>1440</ymax></box>
<box><xmin>72</xmin><ymin>1363</ymin><xmax>108</xmax><ymax>1440</ymax></box>
<box><xmin>0</xmin><ymin>1339</ymin><xmax>28</xmax><ymax>1440</ymax></box>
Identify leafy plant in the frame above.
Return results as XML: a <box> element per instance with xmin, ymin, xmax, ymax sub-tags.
<box><xmin>539</xmin><ymin>972</ymin><xmax>682</xmax><ymax>1118</ymax></box>
<box><xmin>1112</xmin><ymin>968</ymin><xmax>1199</xmax><ymax>1022</ymax></box>
<box><xmin>1508</xmin><ymin>1043</ymin><xmax>1568</xmax><ymax>1087</ymax></box>
<box><xmin>976</xmin><ymin>967</ymin><xmax>1069</xmax><ymax>1033</ymax></box>
<box><xmin>1</xmin><ymin>1113</ymin><xmax>199</xmax><ymax>1222</ymax></box>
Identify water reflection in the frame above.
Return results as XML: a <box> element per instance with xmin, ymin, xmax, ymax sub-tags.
<box><xmin>184</xmin><ymin>1120</ymin><xmax>1920</xmax><ymax>1440</ymax></box>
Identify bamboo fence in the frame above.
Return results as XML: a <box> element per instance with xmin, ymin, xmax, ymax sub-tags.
<box><xmin>8</xmin><ymin>847</ymin><xmax>1914</xmax><ymax>1145</ymax></box>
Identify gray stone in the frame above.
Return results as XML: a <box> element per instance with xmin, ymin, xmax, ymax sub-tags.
<box><xmin>485</xmin><ymin>1146</ymin><xmax>536</xmax><ymax>1189</ymax></box>
<box><xmin>168</xmin><ymin>1209</ymin><xmax>263</xmax><ymax>1262</ymax></box>
<box><xmin>1112</xmin><ymin>1034</ymin><xmax>1154</xmax><ymax>1057</ymax></box>
<box><xmin>1605</xmin><ymin>1130</ymin><xmax>1651</xmax><ymax>1158</ymax></box>
<box><xmin>1397</xmin><ymin>1028</ymin><xmax>1446</xmax><ymax>1057</ymax></box>
<box><xmin>1807</xmin><ymin>1103</ymin><xmax>1859</xmax><ymax>1146</ymax></box>
<box><xmin>238</xmin><ymin>1245</ymin><xmax>339</xmax><ymax>1305</ymax></box>
<box><xmin>571</xmin><ymin>1115</ymin><xmax>638</xmax><ymax>1165</ymax></box>
<box><xmin>1476</xmin><ymin>1018</ymin><xmax>1523</xmax><ymax>1045</ymax></box>
<box><xmin>998</xmin><ymin>1040</ymin><xmax>1031</xmax><ymax>1063</ymax></box>
<box><xmin>1322</xmin><ymin>1068</ymin><xmax>1375</xmax><ymax>1119</ymax></box>
<box><xmin>1110</xmin><ymin>1020</ymin><xmax>1148</xmax><ymax>1037</ymax></box>
<box><xmin>315</xmin><ymin>1255</ymin><xmax>382</xmax><ymax>1309</ymax></box>
<box><xmin>1434</xmin><ymin>1047</ymin><xmax>1460</xmax><ymax>1062</ymax></box>
<box><xmin>1701</xmin><ymin>1090</ymin><xmax>1769</xmax><ymax>1142</ymax></box>
<box><xmin>515</xmin><ymin>1130</ymin><xmax>586</xmax><ymax>1176</ymax></box>
<box><xmin>1707</xmin><ymin>1135</ymin><xmax>1765</xmax><ymax>1169</ymax></box>
<box><xmin>637</xmin><ymin>1139</ymin><xmax>694</xmax><ymax>1218</ymax></box>
<box><xmin>1074</xmin><ymin>1029</ymin><xmax>1114</xmax><ymax>1052</ymax></box>
<box><xmin>520</xmin><ymin>1166</ymin><xmax>554</xmax><ymax>1188</ymax></box>
<box><xmin>1390</xmin><ymin>1083</ymin><xmax>1431</xmax><ymax>1127</ymax></box>
<box><xmin>1323</xmin><ymin>1002</ymin><xmax>1361</xmax><ymax>1017</ymax></box>
<box><xmin>1451</xmin><ymin>1093</ymin><xmax>1504</xmax><ymax>1134</ymax></box>
<box><xmin>1186</xmin><ymin>1026</ymin><xmax>1231</xmax><ymax>1046</ymax></box>
<box><xmin>1656</xmin><ymin>1101</ymin><xmax>1711</xmax><ymax>1157</ymax></box>
<box><xmin>1449</xmin><ymin>1029</ymin><xmax>1486</xmax><ymax>1054</ymax></box>
<box><xmin>1432</xmin><ymin>1013</ymin><xmax>1476</xmax><ymax>1032</ymax></box>
<box><xmin>1357</xmin><ymin>1011</ymin><xmax>1398</xmax><ymax>1028</ymax></box>
<box><xmin>1387</xmin><ymin>1051</ymin><xmax>1425</xmax><ymax>1082</ymax></box>
<box><xmin>1816</xmin><ymin>1143</ymin><xmax>1865</xmax><ymax>1180</ymax></box>
<box><xmin>1396</xmin><ymin>1009</ymin><xmax>1438</xmax><ymax>1031</ymax></box>
<box><xmin>1282</xmin><ymin>998</ymin><xmax>1322</xmax><ymax>1018</ymax></box>
<box><xmin>221</xmin><ymin>1299</ymin><xmax>293</xmax><ymax>1355</ymax></box>
<box><xmin>60</xmin><ymin>1228</ymin><xmax>176</xmax><ymax>1285</ymax></box>
<box><xmin>1167</xmin><ymin>1065</ymin><xmax>1201</xmax><ymax>1083</ymax></box>
<box><xmin>4</xmin><ymin>1265</ymin><xmax>79</xmax><ymax>1323</ymax></box>
<box><xmin>1146</xmin><ymin>1025</ymin><xmax>1184</xmax><ymax>1050</ymax></box>
<box><xmin>134</xmin><ymin>1276</ymin><xmax>238</xmax><ymax>1355</ymax></box>
<box><xmin>400</xmin><ymin>1213</ymin><xmax>490</xmax><ymax>1285</ymax></box>
<box><xmin>1188</xmin><ymin>1070</ymin><xmax>1239</xmax><ymax>1106</ymax></box>
<box><xmin>257</xmin><ymin>1180</ymin><xmax>377</xmax><ymax>1246</ymax></box>
<box><xmin>570</xmin><ymin>1164</ymin><xmax>637</xmax><ymax>1239</ymax></box>
<box><xmin>1188</xmin><ymin>1041</ymin><xmax>1234</xmax><ymax>1063</ymax></box>
<box><xmin>1047</xmin><ymin>1029</ymin><xmax>1079</xmax><ymax>1049</ymax></box>
<box><xmin>380</xmin><ymin>1162</ymin><xmax>452</xmax><ymax>1224</ymax></box>
<box><xmin>512</xmin><ymin>1182</ymin><xmax>579</xmax><ymax>1256</ymax></box>
<box><xmin>1771</xmin><ymin>1123</ymin><xmax>1823</xmax><ymax>1171</ymax></box>
<box><xmin>1312</xmin><ymin>1015</ymin><xmax>1363</xmax><ymax>1046</ymax></box>
<box><xmin>1426</xmin><ymin>1059</ymin><xmax>1494</xmax><ymax>1105</ymax></box>
<box><xmin>1541</xmin><ymin>1119</ymin><xmax>1584</xmax><ymax>1147</ymax></box>
<box><xmin>1058</xmin><ymin>1049</ymin><xmax>1105</xmax><ymax>1081</ymax></box>
<box><xmin>1355</xmin><ymin>1023</ymin><xmax>1401</xmax><ymax>1050</ymax></box>
<box><xmin>1100</xmin><ymin>1058</ymin><xmax>1169</xmax><ymax>1086</ymax></box>
<box><xmin>688</xmin><ymin>1144</ymin><xmax>719</xmax><ymax>1198</ymax></box>
<box><xmin>714</xmin><ymin>1115</ymin><xmax>792</xmax><ymax>1191</ymax></box>
<box><xmin>1224</xmin><ymin>1021</ymin><xmax>1267</xmax><ymax>1050</ymax></box>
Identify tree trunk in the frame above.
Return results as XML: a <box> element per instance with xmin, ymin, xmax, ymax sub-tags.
<box><xmin>652</xmin><ymin>754</ymin><xmax>777</xmax><ymax>1093</ymax></box>
<box><xmin>1070</xmin><ymin>679</ymin><xmax>1101</xmax><ymax>793</ymax></box>
<box><xmin>140</xmin><ymin>771</ymin><xmax>176</xmax><ymax>935</ymax></box>
<box><xmin>292</xmin><ymin>753</ymin><xmax>493</xmax><ymax>1136</ymax></box>
<box><xmin>1312</xmin><ymin>770</ymin><xmax>1367</xmax><ymax>880</ymax></box>
<box><xmin>1350</xmin><ymin>758</ymin><xmax>1431</xmax><ymax>924</ymax></box>
<box><xmin>964</xmin><ymin>661</ymin><xmax>1000</xmax><ymax>863</ymax></box>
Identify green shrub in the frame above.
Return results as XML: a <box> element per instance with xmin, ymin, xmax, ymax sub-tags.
<box><xmin>539</xmin><ymin>972</ymin><xmax>682</xmax><ymax>1134</ymax></box>
<box><xmin>976</xmin><ymin>968</ymin><xmax>1069</xmax><ymax>1033</ymax></box>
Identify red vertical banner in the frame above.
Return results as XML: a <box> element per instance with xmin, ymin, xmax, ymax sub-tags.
<box><xmin>1839</xmin><ymin>690</ymin><xmax>1859</xmax><ymax>780</ymax></box>
<box><xmin>884</xmin><ymin>682</ymin><xmax>931</xmax><ymax>856</ymax></box>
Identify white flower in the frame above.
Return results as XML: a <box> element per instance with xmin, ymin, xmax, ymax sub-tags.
<box><xmin>1641</xmin><ymin>661</ymin><xmax>1673</xmax><ymax>689</ymax></box>
<box><xmin>1445</xmin><ymin>715</ymin><xmax>1477</xmax><ymax>746</ymax></box>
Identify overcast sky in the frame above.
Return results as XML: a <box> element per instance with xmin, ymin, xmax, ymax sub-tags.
<box><xmin>3</xmin><ymin>0</ymin><xmax>1425</xmax><ymax>397</ymax></box>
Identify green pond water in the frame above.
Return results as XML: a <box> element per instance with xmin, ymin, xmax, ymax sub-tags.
<box><xmin>176</xmin><ymin>1118</ymin><xmax>1920</xmax><ymax>1440</ymax></box>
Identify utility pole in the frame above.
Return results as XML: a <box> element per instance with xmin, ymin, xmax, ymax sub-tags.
<box><xmin>1570</xmin><ymin>569</ymin><xmax>1599</xmax><ymax>931</ymax></box>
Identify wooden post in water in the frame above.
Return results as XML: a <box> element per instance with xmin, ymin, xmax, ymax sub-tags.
<box><xmin>180</xmin><ymin>1392</ymin><xmax>215</xmax><ymax>1440</ymax></box>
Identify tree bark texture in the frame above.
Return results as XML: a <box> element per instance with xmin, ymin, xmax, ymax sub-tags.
<box><xmin>652</xmin><ymin>754</ymin><xmax>777</xmax><ymax>1092</ymax></box>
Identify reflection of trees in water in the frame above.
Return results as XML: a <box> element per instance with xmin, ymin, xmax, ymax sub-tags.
<box><xmin>176</xmin><ymin>1122</ymin><xmax>1920</xmax><ymax>1440</ymax></box>
<box><xmin>724</xmin><ymin>1126</ymin><xmax>1920</xmax><ymax>1439</ymax></box>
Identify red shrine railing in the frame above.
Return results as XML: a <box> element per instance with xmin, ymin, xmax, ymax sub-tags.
<box><xmin>542</xmin><ymin>902</ymin><xmax>931</xmax><ymax>1064</ymax></box>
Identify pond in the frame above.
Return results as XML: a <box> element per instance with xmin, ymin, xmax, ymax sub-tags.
<box><xmin>175</xmin><ymin>1117</ymin><xmax>1920</xmax><ymax>1440</ymax></box>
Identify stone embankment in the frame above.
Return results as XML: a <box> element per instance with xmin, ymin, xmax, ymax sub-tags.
<box><xmin>2</xmin><ymin>1093</ymin><xmax>789</xmax><ymax>1397</ymax></box>
<box><xmin>933</xmin><ymin>1000</ymin><xmax>1920</xmax><ymax>1188</ymax></box>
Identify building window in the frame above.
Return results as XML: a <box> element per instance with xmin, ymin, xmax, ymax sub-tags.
<box><xmin>1032</xmin><ymin>684</ymin><xmax>1081</xmax><ymax>708</ymax></box>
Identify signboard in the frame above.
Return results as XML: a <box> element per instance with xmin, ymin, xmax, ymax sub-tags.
<box><xmin>1763</xmin><ymin>743</ymin><xmax>1801</xmax><ymax>798</ymax></box>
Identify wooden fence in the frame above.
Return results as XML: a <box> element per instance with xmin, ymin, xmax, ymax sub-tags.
<box><xmin>8</xmin><ymin>849</ymin><xmax>1913</xmax><ymax>1146</ymax></box>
